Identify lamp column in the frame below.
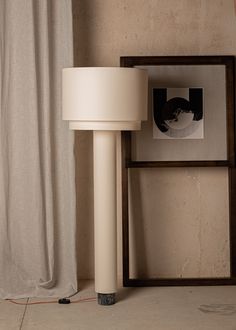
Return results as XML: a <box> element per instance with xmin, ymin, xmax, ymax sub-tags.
<box><xmin>93</xmin><ymin>130</ymin><xmax>117</xmax><ymax>304</ymax></box>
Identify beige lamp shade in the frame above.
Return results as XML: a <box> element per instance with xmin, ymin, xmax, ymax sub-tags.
<box><xmin>62</xmin><ymin>67</ymin><xmax>148</xmax><ymax>131</ymax></box>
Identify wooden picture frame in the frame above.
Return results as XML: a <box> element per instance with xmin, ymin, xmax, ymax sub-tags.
<box><xmin>121</xmin><ymin>56</ymin><xmax>236</xmax><ymax>287</ymax></box>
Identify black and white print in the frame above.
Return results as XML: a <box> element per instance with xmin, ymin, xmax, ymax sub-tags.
<box><xmin>153</xmin><ymin>88</ymin><xmax>204</xmax><ymax>139</ymax></box>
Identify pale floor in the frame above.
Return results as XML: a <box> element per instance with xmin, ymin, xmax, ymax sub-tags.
<box><xmin>1</xmin><ymin>280</ymin><xmax>236</xmax><ymax>330</ymax></box>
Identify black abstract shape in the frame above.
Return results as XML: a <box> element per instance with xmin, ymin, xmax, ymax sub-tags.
<box><xmin>153</xmin><ymin>88</ymin><xmax>203</xmax><ymax>134</ymax></box>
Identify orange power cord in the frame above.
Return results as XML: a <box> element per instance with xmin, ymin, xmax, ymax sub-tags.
<box><xmin>7</xmin><ymin>296</ymin><xmax>96</xmax><ymax>305</ymax></box>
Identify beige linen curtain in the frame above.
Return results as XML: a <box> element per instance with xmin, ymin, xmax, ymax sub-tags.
<box><xmin>0</xmin><ymin>0</ymin><xmax>77</xmax><ymax>298</ymax></box>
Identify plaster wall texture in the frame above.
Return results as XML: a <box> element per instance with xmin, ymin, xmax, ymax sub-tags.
<box><xmin>72</xmin><ymin>0</ymin><xmax>236</xmax><ymax>279</ymax></box>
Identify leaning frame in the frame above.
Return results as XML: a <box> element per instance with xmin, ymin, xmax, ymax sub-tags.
<box><xmin>121</xmin><ymin>56</ymin><xmax>236</xmax><ymax>287</ymax></box>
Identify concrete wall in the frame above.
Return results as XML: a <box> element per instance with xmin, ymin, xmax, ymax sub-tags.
<box><xmin>72</xmin><ymin>0</ymin><xmax>236</xmax><ymax>279</ymax></box>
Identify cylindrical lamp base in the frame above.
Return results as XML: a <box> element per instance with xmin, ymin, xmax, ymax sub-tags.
<box><xmin>93</xmin><ymin>131</ymin><xmax>117</xmax><ymax>299</ymax></box>
<box><xmin>97</xmin><ymin>293</ymin><xmax>116</xmax><ymax>306</ymax></box>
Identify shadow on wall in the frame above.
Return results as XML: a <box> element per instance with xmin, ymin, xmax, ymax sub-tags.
<box><xmin>72</xmin><ymin>0</ymin><xmax>96</xmax><ymax>67</ymax></box>
<box><xmin>129</xmin><ymin>170</ymin><xmax>148</xmax><ymax>278</ymax></box>
<box><xmin>72</xmin><ymin>0</ymin><xmax>94</xmax><ymax>280</ymax></box>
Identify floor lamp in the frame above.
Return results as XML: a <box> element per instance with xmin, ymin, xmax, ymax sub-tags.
<box><xmin>62</xmin><ymin>67</ymin><xmax>148</xmax><ymax>305</ymax></box>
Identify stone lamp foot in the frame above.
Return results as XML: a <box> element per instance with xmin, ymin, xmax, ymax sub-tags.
<box><xmin>97</xmin><ymin>293</ymin><xmax>116</xmax><ymax>306</ymax></box>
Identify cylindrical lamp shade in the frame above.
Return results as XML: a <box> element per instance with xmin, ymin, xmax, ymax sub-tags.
<box><xmin>62</xmin><ymin>67</ymin><xmax>148</xmax><ymax>131</ymax></box>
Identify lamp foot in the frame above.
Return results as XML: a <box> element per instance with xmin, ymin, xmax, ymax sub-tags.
<box><xmin>97</xmin><ymin>293</ymin><xmax>116</xmax><ymax>305</ymax></box>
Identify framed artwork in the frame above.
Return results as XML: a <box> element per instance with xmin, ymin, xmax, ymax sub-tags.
<box><xmin>120</xmin><ymin>56</ymin><xmax>236</xmax><ymax>287</ymax></box>
<box><xmin>121</xmin><ymin>55</ymin><xmax>235</xmax><ymax>167</ymax></box>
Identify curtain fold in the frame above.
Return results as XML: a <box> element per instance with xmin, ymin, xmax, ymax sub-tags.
<box><xmin>0</xmin><ymin>0</ymin><xmax>77</xmax><ymax>298</ymax></box>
